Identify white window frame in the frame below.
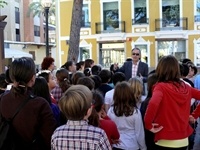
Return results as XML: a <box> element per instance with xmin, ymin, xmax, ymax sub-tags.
<box><xmin>131</xmin><ymin>0</ymin><xmax>149</xmax><ymax>24</ymax></box>
<box><xmin>79</xmin><ymin>40</ymin><xmax>92</xmax><ymax>62</ymax></box>
<box><xmin>100</xmin><ymin>0</ymin><xmax>121</xmax><ymax>32</ymax></box>
<box><xmin>159</xmin><ymin>0</ymin><xmax>182</xmax><ymax>29</ymax></box>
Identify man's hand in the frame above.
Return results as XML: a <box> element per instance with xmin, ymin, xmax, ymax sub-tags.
<box><xmin>150</xmin><ymin>123</ymin><xmax>163</xmax><ymax>133</ymax></box>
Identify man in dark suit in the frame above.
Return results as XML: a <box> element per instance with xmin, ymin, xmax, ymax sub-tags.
<box><xmin>118</xmin><ymin>47</ymin><xmax>148</xmax><ymax>94</ymax></box>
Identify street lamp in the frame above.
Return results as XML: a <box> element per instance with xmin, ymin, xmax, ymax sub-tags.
<box><xmin>42</xmin><ymin>0</ymin><xmax>52</xmax><ymax>57</ymax></box>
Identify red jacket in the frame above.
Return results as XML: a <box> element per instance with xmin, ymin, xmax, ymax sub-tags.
<box><xmin>144</xmin><ymin>81</ymin><xmax>200</xmax><ymax>142</ymax></box>
<box><xmin>100</xmin><ymin>116</ymin><xmax>120</xmax><ymax>145</ymax></box>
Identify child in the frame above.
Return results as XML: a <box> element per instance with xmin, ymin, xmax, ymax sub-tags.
<box><xmin>107</xmin><ymin>81</ymin><xmax>146</xmax><ymax>150</ymax></box>
<box><xmin>51</xmin><ymin>85</ymin><xmax>111</xmax><ymax>150</ymax></box>
<box><xmin>92</xmin><ymin>90</ymin><xmax>120</xmax><ymax>145</ymax></box>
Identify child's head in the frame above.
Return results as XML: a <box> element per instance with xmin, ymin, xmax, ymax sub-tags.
<box><xmin>56</xmin><ymin>68</ymin><xmax>71</xmax><ymax>92</ymax></box>
<box><xmin>147</xmin><ymin>73</ymin><xmax>157</xmax><ymax>98</ymax></box>
<box><xmin>77</xmin><ymin>77</ymin><xmax>95</xmax><ymax>91</ymax></box>
<box><xmin>37</xmin><ymin>70</ymin><xmax>56</xmax><ymax>90</ymax></box>
<box><xmin>92</xmin><ymin>90</ymin><xmax>104</xmax><ymax>113</ymax></box>
<box><xmin>59</xmin><ymin>85</ymin><xmax>93</xmax><ymax>120</ymax></box>
<box><xmin>128</xmin><ymin>77</ymin><xmax>143</xmax><ymax>103</ymax></box>
<box><xmin>33</xmin><ymin>77</ymin><xmax>52</xmax><ymax>105</ymax></box>
<box><xmin>10</xmin><ymin>57</ymin><xmax>36</xmax><ymax>94</ymax></box>
<box><xmin>71</xmin><ymin>72</ymin><xmax>85</xmax><ymax>85</ymax></box>
<box><xmin>113</xmin><ymin>81</ymin><xmax>136</xmax><ymax>117</ymax></box>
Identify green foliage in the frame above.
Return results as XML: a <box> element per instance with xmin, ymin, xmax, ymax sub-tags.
<box><xmin>0</xmin><ymin>0</ymin><xmax>7</xmax><ymax>8</ymax></box>
<box><xmin>27</xmin><ymin>0</ymin><xmax>55</xmax><ymax>18</ymax></box>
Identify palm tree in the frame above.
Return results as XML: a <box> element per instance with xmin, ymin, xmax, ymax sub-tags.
<box><xmin>27</xmin><ymin>0</ymin><xmax>55</xmax><ymax>18</ymax></box>
<box><xmin>67</xmin><ymin>0</ymin><xmax>83</xmax><ymax>63</ymax></box>
<box><xmin>0</xmin><ymin>0</ymin><xmax>7</xmax><ymax>8</ymax></box>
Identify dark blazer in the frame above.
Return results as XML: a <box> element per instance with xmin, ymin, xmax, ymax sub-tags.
<box><xmin>118</xmin><ymin>61</ymin><xmax>148</xmax><ymax>83</ymax></box>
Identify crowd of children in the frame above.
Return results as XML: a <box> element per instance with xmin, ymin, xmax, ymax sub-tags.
<box><xmin>0</xmin><ymin>49</ymin><xmax>200</xmax><ymax>150</ymax></box>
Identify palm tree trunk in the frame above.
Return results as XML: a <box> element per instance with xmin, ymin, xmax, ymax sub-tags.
<box><xmin>67</xmin><ymin>0</ymin><xmax>83</xmax><ymax>63</ymax></box>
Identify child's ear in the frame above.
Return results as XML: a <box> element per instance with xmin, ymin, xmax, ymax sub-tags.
<box><xmin>84</xmin><ymin>106</ymin><xmax>93</xmax><ymax>120</ymax></box>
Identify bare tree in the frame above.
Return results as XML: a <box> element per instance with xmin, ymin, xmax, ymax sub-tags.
<box><xmin>67</xmin><ymin>0</ymin><xmax>83</xmax><ymax>63</ymax></box>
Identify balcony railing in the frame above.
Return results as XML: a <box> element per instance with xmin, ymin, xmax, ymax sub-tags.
<box><xmin>132</xmin><ymin>18</ymin><xmax>149</xmax><ymax>25</ymax></box>
<box><xmin>155</xmin><ymin>17</ymin><xmax>188</xmax><ymax>31</ymax></box>
<box><xmin>195</xmin><ymin>15</ymin><xmax>200</xmax><ymax>22</ymax></box>
<box><xmin>81</xmin><ymin>22</ymin><xmax>91</xmax><ymax>28</ymax></box>
<box><xmin>95</xmin><ymin>21</ymin><xmax>125</xmax><ymax>34</ymax></box>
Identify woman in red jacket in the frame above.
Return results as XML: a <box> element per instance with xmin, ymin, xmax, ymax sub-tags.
<box><xmin>144</xmin><ymin>55</ymin><xmax>200</xmax><ymax>150</ymax></box>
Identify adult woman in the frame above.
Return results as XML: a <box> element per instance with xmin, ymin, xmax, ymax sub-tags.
<box><xmin>41</xmin><ymin>56</ymin><xmax>55</xmax><ymax>71</ymax></box>
<box><xmin>144</xmin><ymin>55</ymin><xmax>200</xmax><ymax>150</ymax></box>
<box><xmin>0</xmin><ymin>57</ymin><xmax>57</xmax><ymax>150</ymax></box>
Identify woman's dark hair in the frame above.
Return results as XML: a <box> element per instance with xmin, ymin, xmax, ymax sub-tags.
<box><xmin>76</xmin><ymin>61</ymin><xmax>85</xmax><ymax>71</ymax></box>
<box><xmin>41</xmin><ymin>56</ymin><xmax>54</xmax><ymax>70</ymax></box>
<box><xmin>146</xmin><ymin>73</ymin><xmax>157</xmax><ymax>98</ymax></box>
<box><xmin>32</xmin><ymin>77</ymin><xmax>52</xmax><ymax>105</ymax></box>
<box><xmin>84</xmin><ymin>59</ymin><xmax>94</xmax><ymax>68</ymax></box>
<box><xmin>156</xmin><ymin>55</ymin><xmax>181</xmax><ymax>83</ymax></box>
<box><xmin>88</xmin><ymin>90</ymin><xmax>104</xmax><ymax>127</ymax></box>
<box><xmin>56</xmin><ymin>68</ymin><xmax>71</xmax><ymax>93</ymax></box>
<box><xmin>37</xmin><ymin>71</ymin><xmax>50</xmax><ymax>83</ymax></box>
<box><xmin>9</xmin><ymin>57</ymin><xmax>35</xmax><ymax>94</ymax></box>
<box><xmin>61</xmin><ymin>61</ymin><xmax>74</xmax><ymax>71</ymax></box>
<box><xmin>93</xmin><ymin>90</ymin><xmax>104</xmax><ymax>112</ymax></box>
<box><xmin>113</xmin><ymin>81</ymin><xmax>136</xmax><ymax>117</ymax></box>
<box><xmin>5</xmin><ymin>69</ymin><xmax>12</xmax><ymax>83</ymax></box>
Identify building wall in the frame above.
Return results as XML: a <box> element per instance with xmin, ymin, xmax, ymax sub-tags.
<box><xmin>1</xmin><ymin>0</ymin><xmax>56</xmax><ymax>68</ymax></box>
<box><xmin>58</xmin><ymin>0</ymin><xmax>200</xmax><ymax>68</ymax></box>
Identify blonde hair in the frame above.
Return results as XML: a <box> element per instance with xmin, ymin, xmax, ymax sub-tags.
<box><xmin>128</xmin><ymin>77</ymin><xmax>143</xmax><ymax>103</ymax></box>
<box><xmin>59</xmin><ymin>85</ymin><xmax>92</xmax><ymax>120</ymax></box>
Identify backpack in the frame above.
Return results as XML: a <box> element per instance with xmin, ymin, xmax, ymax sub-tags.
<box><xmin>0</xmin><ymin>94</ymin><xmax>34</xmax><ymax>150</ymax></box>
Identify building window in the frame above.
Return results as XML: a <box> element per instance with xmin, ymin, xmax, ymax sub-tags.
<box><xmin>81</xmin><ymin>4</ymin><xmax>90</xmax><ymax>27</ymax></box>
<box><xmin>99</xmin><ymin>43</ymin><xmax>124</xmax><ymax>68</ymax></box>
<box><xmin>133</xmin><ymin>0</ymin><xmax>147</xmax><ymax>24</ymax></box>
<box><xmin>16</xmin><ymin>29</ymin><xmax>20</xmax><ymax>41</ymax></box>
<box><xmin>195</xmin><ymin>0</ymin><xmax>200</xmax><ymax>22</ymax></box>
<box><xmin>15</xmin><ymin>7</ymin><xmax>20</xmax><ymax>24</ymax></box>
<box><xmin>103</xmin><ymin>2</ymin><xmax>119</xmax><ymax>31</ymax></box>
<box><xmin>79</xmin><ymin>47</ymin><xmax>90</xmax><ymax>61</ymax></box>
<box><xmin>157</xmin><ymin>40</ymin><xmax>186</xmax><ymax>62</ymax></box>
<box><xmin>34</xmin><ymin>25</ymin><xmax>40</xmax><ymax>36</ymax></box>
<box><xmin>162</xmin><ymin>0</ymin><xmax>180</xmax><ymax>27</ymax></box>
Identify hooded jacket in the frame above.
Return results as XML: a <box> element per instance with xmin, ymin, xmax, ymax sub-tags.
<box><xmin>144</xmin><ymin>81</ymin><xmax>200</xmax><ymax>142</ymax></box>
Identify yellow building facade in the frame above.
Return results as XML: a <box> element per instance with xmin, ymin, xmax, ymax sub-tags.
<box><xmin>57</xmin><ymin>0</ymin><xmax>200</xmax><ymax>69</ymax></box>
